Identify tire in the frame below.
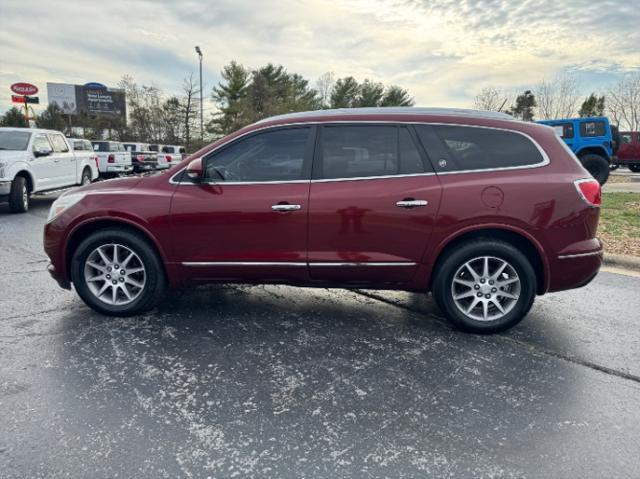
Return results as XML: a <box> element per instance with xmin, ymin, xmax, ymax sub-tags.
<box><xmin>70</xmin><ymin>228</ymin><xmax>166</xmax><ymax>316</ymax></box>
<box><xmin>580</xmin><ymin>153</ymin><xmax>610</xmax><ymax>185</ymax></box>
<box><xmin>80</xmin><ymin>168</ymin><xmax>92</xmax><ymax>186</ymax></box>
<box><xmin>432</xmin><ymin>239</ymin><xmax>537</xmax><ymax>334</ymax></box>
<box><xmin>8</xmin><ymin>176</ymin><xmax>29</xmax><ymax>213</ymax></box>
<box><xmin>629</xmin><ymin>165</ymin><xmax>640</xmax><ymax>173</ymax></box>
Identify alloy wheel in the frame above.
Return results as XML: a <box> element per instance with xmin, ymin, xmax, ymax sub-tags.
<box><xmin>83</xmin><ymin>243</ymin><xmax>146</xmax><ymax>306</ymax></box>
<box><xmin>450</xmin><ymin>256</ymin><xmax>521</xmax><ymax>322</ymax></box>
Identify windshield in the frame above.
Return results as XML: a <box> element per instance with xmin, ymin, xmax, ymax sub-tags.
<box><xmin>0</xmin><ymin>131</ymin><xmax>31</xmax><ymax>151</ymax></box>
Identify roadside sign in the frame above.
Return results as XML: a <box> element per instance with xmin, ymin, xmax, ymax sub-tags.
<box><xmin>25</xmin><ymin>96</ymin><xmax>39</xmax><ymax>104</ymax></box>
<box><xmin>11</xmin><ymin>95</ymin><xmax>26</xmax><ymax>103</ymax></box>
<box><xmin>10</xmin><ymin>82</ymin><xmax>38</xmax><ymax>96</ymax></box>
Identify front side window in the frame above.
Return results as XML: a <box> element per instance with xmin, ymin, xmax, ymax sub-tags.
<box><xmin>204</xmin><ymin>127</ymin><xmax>311</xmax><ymax>182</ymax></box>
<box><xmin>33</xmin><ymin>134</ymin><xmax>53</xmax><ymax>153</ymax></box>
<box><xmin>580</xmin><ymin>121</ymin><xmax>606</xmax><ymax>137</ymax></box>
<box><xmin>49</xmin><ymin>134</ymin><xmax>69</xmax><ymax>153</ymax></box>
<box><xmin>315</xmin><ymin>125</ymin><xmax>426</xmax><ymax>180</ymax></box>
<box><xmin>416</xmin><ymin>125</ymin><xmax>544</xmax><ymax>172</ymax></box>
<box><xmin>552</xmin><ymin>123</ymin><xmax>574</xmax><ymax>139</ymax></box>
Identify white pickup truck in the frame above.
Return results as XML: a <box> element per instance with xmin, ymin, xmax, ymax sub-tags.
<box><xmin>91</xmin><ymin>140</ymin><xmax>133</xmax><ymax>178</ymax></box>
<box><xmin>0</xmin><ymin>127</ymin><xmax>99</xmax><ymax>213</ymax></box>
<box><xmin>149</xmin><ymin>144</ymin><xmax>186</xmax><ymax>169</ymax></box>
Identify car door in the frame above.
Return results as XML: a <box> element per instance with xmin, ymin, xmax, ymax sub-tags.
<box><xmin>30</xmin><ymin>133</ymin><xmax>58</xmax><ymax>191</ymax></box>
<box><xmin>169</xmin><ymin>125</ymin><xmax>315</xmax><ymax>282</ymax></box>
<box><xmin>307</xmin><ymin>124</ymin><xmax>442</xmax><ymax>285</ymax></box>
<box><xmin>48</xmin><ymin>133</ymin><xmax>76</xmax><ymax>186</ymax></box>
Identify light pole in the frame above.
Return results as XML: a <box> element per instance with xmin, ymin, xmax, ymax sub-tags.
<box><xmin>195</xmin><ymin>45</ymin><xmax>203</xmax><ymax>141</ymax></box>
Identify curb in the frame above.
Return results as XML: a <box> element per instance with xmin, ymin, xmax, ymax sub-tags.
<box><xmin>603</xmin><ymin>253</ymin><xmax>640</xmax><ymax>272</ymax></box>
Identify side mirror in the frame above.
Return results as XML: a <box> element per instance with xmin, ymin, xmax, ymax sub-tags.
<box><xmin>34</xmin><ymin>148</ymin><xmax>52</xmax><ymax>158</ymax></box>
<box><xmin>186</xmin><ymin>158</ymin><xmax>203</xmax><ymax>180</ymax></box>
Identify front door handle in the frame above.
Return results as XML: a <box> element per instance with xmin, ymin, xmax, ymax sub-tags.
<box><xmin>272</xmin><ymin>204</ymin><xmax>302</xmax><ymax>212</ymax></box>
<box><xmin>396</xmin><ymin>199</ymin><xmax>428</xmax><ymax>208</ymax></box>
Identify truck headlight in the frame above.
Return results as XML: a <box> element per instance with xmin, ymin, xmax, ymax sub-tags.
<box><xmin>47</xmin><ymin>192</ymin><xmax>87</xmax><ymax>223</ymax></box>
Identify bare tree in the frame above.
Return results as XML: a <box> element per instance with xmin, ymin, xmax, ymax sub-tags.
<box><xmin>473</xmin><ymin>87</ymin><xmax>510</xmax><ymax>112</ymax></box>
<box><xmin>316</xmin><ymin>72</ymin><xmax>335</xmax><ymax>109</ymax></box>
<box><xmin>181</xmin><ymin>73</ymin><xmax>200</xmax><ymax>149</ymax></box>
<box><xmin>535</xmin><ymin>74</ymin><xmax>581</xmax><ymax>120</ymax></box>
<box><xmin>608</xmin><ymin>72</ymin><xmax>640</xmax><ymax>130</ymax></box>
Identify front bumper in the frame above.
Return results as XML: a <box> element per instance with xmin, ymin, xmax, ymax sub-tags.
<box><xmin>0</xmin><ymin>180</ymin><xmax>11</xmax><ymax>196</ymax></box>
<box><xmin>48</xmin><ymin>263</ymin><xmax>71</xmax><ymax>290</ymax></box>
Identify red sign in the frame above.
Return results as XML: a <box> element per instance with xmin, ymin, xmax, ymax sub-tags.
<box><xmin>11</xmin><ymin>95</ymin><xmax>26</xmax><ymax>103</ymax></box>
<box><xmin>10</xmin><ymin>82</ymin><xmax>38</xmax><ymax>95</ymax></box>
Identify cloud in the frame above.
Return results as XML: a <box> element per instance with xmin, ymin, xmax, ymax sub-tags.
<box><xmin>0</xmin><ymin>0</ymin><xmax>638</xmax><ymax>114</ymax></box>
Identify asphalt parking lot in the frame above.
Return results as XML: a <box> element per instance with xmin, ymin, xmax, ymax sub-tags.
<box><xmin>1</xmin><ymin>192</ymin><xmax>640</xmax><ymax>478</ymax></box>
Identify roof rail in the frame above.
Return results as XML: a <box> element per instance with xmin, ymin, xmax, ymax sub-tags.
<box><xmin>256</xmin><ymin>107</ymin><xmax>514</xmax><ymax>124</ymax></box>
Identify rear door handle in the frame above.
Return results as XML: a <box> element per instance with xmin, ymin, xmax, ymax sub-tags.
<box><xmin>396</xmin><ymin>199</ymin><xmax>428</xmax><ymax>208</ymax></box>
<box><xmin>272</xmin><ymin>204</ymin><xmax>302</xmax><ymax>212</ymax></box>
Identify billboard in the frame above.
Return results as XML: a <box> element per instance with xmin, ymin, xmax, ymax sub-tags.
<box><xmin>47</xmin><ymin>82</ymin><xmax>126</xmax><ymax>121</ymax></box>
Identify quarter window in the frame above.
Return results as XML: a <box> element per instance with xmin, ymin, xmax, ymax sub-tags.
<box><xmin>580</xmin><ymin>121</ymin><xmax>605</xmax><ymax>137</ymax></box>
<box><xmin>204</xmin><ymin>127</ymin><xmax>311</xmax><ymax>182</ymax></box>
<box><xmin>315</xmin><ymin>125</ymin><xmax>427</xmax><ymax>180</ymax></box>
<box><xmin>416</xmin><ymin>125</ymin><xmax>544</xmax><ymax>172</ymax></box>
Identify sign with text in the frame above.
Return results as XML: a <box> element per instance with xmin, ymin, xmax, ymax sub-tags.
<box><xmin>10</xmin><ymin>82</ymin><xmax>38</xmax><ymax>95</ymax></box>
<box><xmin>47</xmin><ymin>82</ymin><xmax>126</xmax><ymax>121</ymax></box>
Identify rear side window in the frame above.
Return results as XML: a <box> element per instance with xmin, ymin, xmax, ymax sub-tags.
<box><xmin>179</xmin><ymin>147</ymin><xmax>186</xmax><ymax>154</ymax></box>
<box><xmin>204</xmin><ymin>127</ymin><xmax>311</xmax><ymax>182</ymax></box>
<box><xmin>580</xmin><ymin>121</ymin><xmax>606</xmax><ymax>137</ymax></box>
<box><xmin>73</xmin><ymin>140</ymin><xmax>83</xmax><ymax>150</ymax></box>
<box><xmin>33</xmin><ymin>134</ymin><xmax>53</xmax><ymax>152</ymax></box>
<box><xmin>49</xmin><ymin>134</ymin><xmax>69</xmax><ymax>153</ymax></box>
<box><xmin>621</xmin><ymin>134</ymin><xmax>632</xmax><ymax>144</ymax></box>
<box><xmin>315</xmin><ymin>125</ymin><xmax>427</xmax><ymax>180</ymax></box>
<box><xmin>416</xmin><ymin>125</ymin><xmax>544</xmax><ymax>172</ymax></box>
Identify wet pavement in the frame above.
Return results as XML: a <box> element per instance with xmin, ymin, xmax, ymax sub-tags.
<box><xmin>1</xmin><ymin>193</ymin><xmax>640</xmax><ymax>478</ymax></box>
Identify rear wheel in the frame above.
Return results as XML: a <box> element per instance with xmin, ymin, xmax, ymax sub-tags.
<box><xmin>80</xmin><ymin>167</ymin><xmax>92</xmax><ymax>186</ymax></box>
<box><xmin>432</xmin><ymin>239</ymin><xmax>536</xmax><ymax>333</ymax></box>
<box><xmin>629</xmin><ymin>165</ymin><xmax>640</xmax><ymax>173</ymax></box>
<box><xmin>71</xmin><ymin>228</ymin><xmax>166</xmax><ymax>316</ymax></box>
<box><xmin>8</xmin><ymin>176</ymin><xmax>29</xmax><ymax>213</ymax></box>
<box><xmin>580</xmin><ymin>153</ymin><xmax>610</xmax><ymax>185</ymax></box>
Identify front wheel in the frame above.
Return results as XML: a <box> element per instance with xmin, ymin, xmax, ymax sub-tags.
<box><xmin>432</xmin><ymin>239</ymin><xmax>537</xmax><ymax>333</ymax></box>
<box><xmin>8</xmin><ymin>176</ymin><xmax>29</xmax><ymax>213</ymax></box>
<box><xmin>71</xmin><ymin>228</ymin><xmax>166</xmax><ymax>316</ymax></box>
<box><xmin>580</xmin><ymin>153</ymin><xmax>610</xmax><ymax>185</ymax></box>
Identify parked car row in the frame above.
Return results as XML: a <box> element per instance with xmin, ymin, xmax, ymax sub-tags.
<box><xmin>0</xmin><ymin>126</ymin><xmax>186</xmax><ymax>213</ymax></box>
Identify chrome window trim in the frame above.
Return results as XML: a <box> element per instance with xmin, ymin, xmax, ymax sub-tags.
<box><xmin>170</xmin><ymin>120</ymin><xmax>549</xmax><ymax>185</ymax></box>
<box><xmin>182</xmin><ymin>261</ymin><xmax>417</xmax><ymax>267</ymax></box>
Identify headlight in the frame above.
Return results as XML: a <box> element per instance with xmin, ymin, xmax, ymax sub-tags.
<box><xmin>47</xmin><ymin>192</ymin><xmax>87</xmax><ymax>223</ymax></box>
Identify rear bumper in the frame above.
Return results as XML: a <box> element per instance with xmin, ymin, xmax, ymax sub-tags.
<box><xmin>548</xmin><ymin>240</ymin><xmax>603</xmax><ymax>292</ymax></box>
<box><xmin>105</xmin><ymin>165</ymin><xmax>133</xmax><ymax>173</ymax></box>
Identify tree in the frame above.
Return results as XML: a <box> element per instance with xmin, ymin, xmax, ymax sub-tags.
<box><xmin>330</xmin><ymin>76</ymin><xmax>360</xmax><ymax>108</ymax></box>
<box><xmin>356</xmin><ymin>79</ymin><xmax>385</xmax><ymax>107</ymax></box>
<box><xmin>535</xmin><ymin>74</ymin><xmax>580</xmax><ymax>120</ymax></box>
<box><xmin>608</xmin><ymin>72</ymin><xmax>640</xmax><ymax>130</ymax></box>
<box><xmin>579</xmin><ymin>94</ymin><xmax>605</xmax><ymax>117</ymax></box>
<box><xmin>209</xmin><ymin>61</ymin><xmax>250</xmax><ymax>136</ymax></box>
<box><xmin>473</xmin><ymin>87</ymin><xmax>510</xmax><ymax>111</ymax></box>
<box><xmin>380</xmin><ymin>85</ymin><xmax>414</xmax><ymax>107</ymax></box>
<box><xmin>181</xmin><ymin>73</ymin><xmax>200</xmax><ymax>148</ymax></box>
<box><xmin>1</xmin><ymin>107</ymin><xmax>28</xmax><ymax>127</ymax></box>
<box><xmin>35</xmin><ymin>103</ymin><xmax>67</xmax><ymax>132</ymax></box>
<box><xmin>509</xmin><ymin>90</ymin><xmax>537</xmax><ymax>121</ymax></box>
<box><xmin>315</xmin><ymin>72</ymin><xmax>335</xmax><ymax>109</ymax></box>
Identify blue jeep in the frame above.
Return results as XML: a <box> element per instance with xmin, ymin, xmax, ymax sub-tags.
<box><xmin>537</xmin><ymin>117</ymin><xmax>616</xmax><ymax>185</ymax></box>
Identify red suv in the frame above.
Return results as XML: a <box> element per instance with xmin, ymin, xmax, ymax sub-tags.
<box><xmin>617</xmin><ymin>131</ymin><xmax>640</xmax><ymax>172</ymax></box>
<box><xmin>43</xmin><ymin>108</ymin><xmax>603</xmax><ymax>333</ymax></box>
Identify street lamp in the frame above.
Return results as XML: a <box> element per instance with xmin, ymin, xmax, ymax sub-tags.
<box><xmin>195</xmin><ymin>45</ymin><xmax>203</xmax><ymax>141</ymax></box>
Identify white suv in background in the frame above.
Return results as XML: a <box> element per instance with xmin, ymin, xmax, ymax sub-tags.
<box><xmin>91</xmin><ymin>141</ymin><xmax>132</xmax><ymax>178</ymax></box>
<box><xmin>0</xmin><ymin>127</ymin><xmax>98</xmax><ymax>213</ymax></box>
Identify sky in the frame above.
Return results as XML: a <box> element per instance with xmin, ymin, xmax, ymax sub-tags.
<box><xmin>1</xmin><ymin>0</ymin><xmax>639</xmax><ymax>115</ymax></box>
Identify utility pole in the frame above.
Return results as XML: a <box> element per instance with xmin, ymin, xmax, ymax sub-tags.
<box><xmin>195</xmin><ymin>46</ymin><xmax>203</xmax><ymax>141</ymax></box>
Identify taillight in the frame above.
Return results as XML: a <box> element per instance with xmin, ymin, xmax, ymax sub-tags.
<box><xmin>137</xmin><ymin>154</ymin><xmax>145</xmax><ymax>161</ymax></box>
<box><xmin>94</xmin><ymin>155</ymin><xmax>98</xmax><ymax>168</ymax></box>
<box><xmin>108</xmin><ymin>154</ymin><xmax>115</xmax><ymax>163</ymax></box>
<box><xmin>166</xmin><ymin>155</ymin><xmax>172</xmax><ymax>162</ymax></box>
<box><xmin>575</xmin><ymin>179</ymin><xmax>601</xmax><ymax>206</ymax></box>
